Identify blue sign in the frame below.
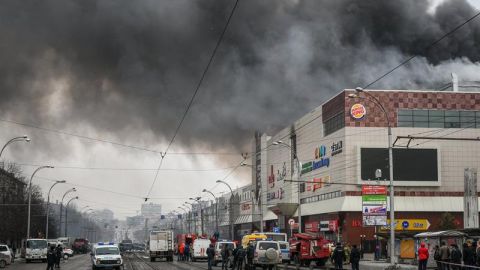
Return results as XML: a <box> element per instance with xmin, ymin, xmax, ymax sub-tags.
<box><xmin>273</xmin><ymin>227</ymin><xmax>280</xmax><ymax>233</ymax></box>
<box><xmin>402</xmin><ymin>221</ymin><xmax>409</xmax><ymax>229</ymax></box>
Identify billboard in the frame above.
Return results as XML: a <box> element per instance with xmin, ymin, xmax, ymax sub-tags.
<box><xmin>362</xmin><ymin>185</ymin><xmax>387</xmax><ymax>226</ymax></box>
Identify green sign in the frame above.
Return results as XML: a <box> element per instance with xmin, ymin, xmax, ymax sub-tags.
<box><xmin>362</xmin><ymin>195</ymin><xmax>387</xmax><ymax>202</ymax></box>
<box><xmin>301</xmin><ymin>162</ymin><xmax>313</xmax><ymax>175</ymax></box>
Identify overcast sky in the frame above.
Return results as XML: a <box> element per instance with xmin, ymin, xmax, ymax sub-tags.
<box><xmin>1</xmin><ymin>0</ymin><xmax>480</xmax><ymax>220</ymax></box>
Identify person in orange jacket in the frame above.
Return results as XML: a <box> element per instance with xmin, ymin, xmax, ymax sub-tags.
<box><xmin>179</xmin><ymin>243</ymin><xmax>185</xmax><ymax>261</ymax></box>
<box><xmin>418</xmin><ymin>243</ymin><xmax>429</xmax><ymax>270</ymax></box>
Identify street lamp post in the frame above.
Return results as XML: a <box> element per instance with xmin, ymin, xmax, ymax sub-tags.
<box><xmin>203</xmin><ymin>189</ymin><xmax>218</xmax><ymax>233</ymax></box>
<box><xmin>184</xmin><ymin>202</ymin><xmax>195</xmax><ymax>234</ymax></box>
<box><xmin>59</xmin><ymin>188</ymin><xmax>77</xmax><ymax>236</ymax></box>
<box><xmin>216</xmin><ymin>180</ymin><xmax>235</xmax><ymax>240</ymax></box>
<box><xmin>64</xmin><ymin>196</ymin><xmax>79</xmax><ymax>237</ymax></box>
<box><xmin>189</xmin><ymin>197</ymin><xmax>203</xmax><ymax>235</ymax></box>
<box><xmin>273</xmin><ymin>140</ymin><xmax>302</xmax><ymax>233</ymax></box>
<box><xmin>46</xmin><ymin>180</ymin><xmax>66</xmax><ymax>239</ymax></box>
<box><xmin>178</xmin><ymin>207</ymin><xmax>190</xmax><ymax>233</ymax></box>
<box><xmin>349</xmin><ymin>87</ymin><xmax>395</xmax><ymax>265</ymax></box>
<box><xmin>27</xmin><ymin>165</ymin><xmax>54</xmax><ymax>239</ymax></box>
<box><xmin>0</xmin><ymin>135</ymin><xmax>30</xmax><ymax>158</ymax></box>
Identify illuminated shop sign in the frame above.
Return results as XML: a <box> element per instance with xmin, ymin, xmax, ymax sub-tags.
<box><xmin>301</xmin><ymin>145</ymin><xmax>330</xmax><ymax>174</ymax></box>
<box><xmin>268</xmin><ymin>165</ymin><xmax>275</xmax><ymax>188</ymax></box>
<box><xmin>350</xmin><ymin>103</ymin><xmax>366</xmax><ymax>119</ymax></box>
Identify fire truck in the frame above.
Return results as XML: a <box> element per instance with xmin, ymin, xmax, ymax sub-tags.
<box><xmin>289</xmin><ymin>232</ymin><xmax>331</xmax><ymax>267</ymax></box>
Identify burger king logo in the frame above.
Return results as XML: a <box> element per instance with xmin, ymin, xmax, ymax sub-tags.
<box><xmin>350</xmin><ymin>103</ymin><xmax>366</xmax><ymax>119</ymax></box>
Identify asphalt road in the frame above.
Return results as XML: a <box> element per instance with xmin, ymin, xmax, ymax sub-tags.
<box><xmin>6</xmin><ymin>253</ymin><xmax>342</xmax><ymax>270</ymax></box>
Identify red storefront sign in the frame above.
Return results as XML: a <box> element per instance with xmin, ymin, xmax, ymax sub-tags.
<box><xmin>362</xmin><ymin>185</ymin><xmax>387</xmax><ymax>195</ymax></box>
<box><xmin>305</xmin><ymin>221</ymin><xmax>319</xmax><ymax>233</ymax></box>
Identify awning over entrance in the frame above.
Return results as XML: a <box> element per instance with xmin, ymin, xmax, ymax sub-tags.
<box><xmin>268</xmin><ymin>203</ymin><xmax>298</xmax><ymax>217</ymax></box>
<box><xmin>234</xmin><ymin>215</ymin><xmax>252</xmax><ymax>225</ymax></box>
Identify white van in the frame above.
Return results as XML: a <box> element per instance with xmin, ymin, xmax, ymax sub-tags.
<box><xmin>190</xmin><ymin>238</ymin><xmax>211</xmax><ymax>262</ymax></box>
<box><xmin>24</xmin><ymin>239</ymin><xmax>48</xmax><ymax>263</ymax></box>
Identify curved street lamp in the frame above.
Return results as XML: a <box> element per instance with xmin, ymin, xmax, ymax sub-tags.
<box><xmin>27</xmin><ymin>165</ymin><xmax>54</xmax><ymax>239</ymax></box>
<box><xmin>59</xmin><ymin>188</ymin><xmax>77</xmax><ymax>236</ymax></box>
<box><xmin>216</xmin><ymin>180</ymin><xmax>234</xmax><ymax>240</ymax></box>
<box><xmin>46</xmin><ymin>180</ymin><xmax>66</xmax><ymax>239</ymax></box>
<box><xmin>203</xmin><ymin>189</ymin><xmax>218</xmax><ymax>233</ymax></box>
<box><xmin>0</xmin><ymin>135</ymin><xmax>30</xmax><ymax>158</ymax></box>
<box><xmin>349</xmin><ymin>87</ymin><xmax>395</xmax><ymax>264</ymax></box>
<box><xmin>64</xmin><ymin>196</ymin><xmax>79</xmax><ymax>237</ymax></box>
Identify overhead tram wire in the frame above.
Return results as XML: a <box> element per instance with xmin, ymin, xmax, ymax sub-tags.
<box><xmin>15</xmin><ymin>163</ymin><xmax>237</xmax><ymax>172</ymax></box>
<box><xmin>145</xmin><ymin>0</ymin><xmax>241</xmax><ymax>200</ymax></box>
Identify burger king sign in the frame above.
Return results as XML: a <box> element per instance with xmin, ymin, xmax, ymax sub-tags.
<box><xmin>350</xmin><ymin>103</ymin><xmax>366</xmax><ymax>119</ymax></box>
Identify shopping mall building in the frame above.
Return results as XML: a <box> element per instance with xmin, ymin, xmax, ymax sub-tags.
<box><xmin>246</xmin><ymin>89</ymin><xmax>480</xmax><ymax>251</ymax></box>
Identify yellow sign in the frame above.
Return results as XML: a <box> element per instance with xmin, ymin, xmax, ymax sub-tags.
<box><xmin>381</xmin><ymin>219</ymin><xmax>431</xmax><ymax>231</ymax></box>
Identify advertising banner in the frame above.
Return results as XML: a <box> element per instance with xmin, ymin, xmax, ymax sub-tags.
<box><xmin>362</xmin><ymin>185</ymin><xmax>387</xmax><ymax>226</ymax></box>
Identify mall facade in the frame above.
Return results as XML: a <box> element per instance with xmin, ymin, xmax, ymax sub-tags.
<box><xmin>244</xmin><ymin>89</ymin><xmax>480</xmax><ymax>250</ymax></box>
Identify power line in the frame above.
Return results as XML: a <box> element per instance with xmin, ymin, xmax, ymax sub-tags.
<box><xmin>16</xmin><ymin>163</ymin><xmax>237</xmax><ymax>172</ymax></box>
<box><xmin>362</xmin><ymin>10</ymin><xmax>480</xmax><ymax>90</ymax></box>
<box><xmin>145</xmin><ymin>0</ymin><xmax>241</xmax><ymax>199</ymax></box>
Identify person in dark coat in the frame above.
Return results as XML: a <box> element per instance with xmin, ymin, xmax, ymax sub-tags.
<box><xmin>450</xmin><ymin>244</ymin><xmax>462</xmax><ymax>270</ymax></box>
<box><xmin>463</xmin><ymin>241</ymin><xmax>476</xmax><ymax>269</ymax></box>
<box><xmin>47</xmin><ymin>246</ymin><xmax>56</xmax><ymax>270</ymax></box>
<box><xmin>350</xmin><ymin>245</ymin><xmax>361</xmax><ymax>270</ymax></box>
<box><xmin>54</xmin><ymin>245</ymin><xmax>62</xmax><ymax>268</ymax></box>
<box><xmin>332</xmin><ymin>242</ymin><xmax>346</xmax><ymax>270</ymax></box>
<box><xmin>246</xmin><ymin>243</ymin><xmax>255</xmax><ymax>270</ymax></box>
<box><xmin>232</xmin><ymin>245</ymin><xmax>240</xmax><ymax>269</ymax></box>
<box><xmin>207</xmin><ymin>244</ymin><xmax>215</xmax><ymax>270</ymax></box>
<box><xmin>221</xmin><ymin>245</ymin><xmax>229</xmax><ymax>270</ymax></box>
<box><xmin>184</xmin><ymin>244</ymin><xmax>190</xmax><ymax>262</ymax></box>
<box><xmin>235</xmin><ymin>246</ymin><xmax>246</xmax><ymax>270</ymax></box>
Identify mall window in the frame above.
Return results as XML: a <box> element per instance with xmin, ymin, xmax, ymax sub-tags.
<box><xmin>397</xmin><ymin>109</ymin><xmax>480</xmax><ymax>128</ymax></box>
<box><xmin>324</xmin><ymin>112</ymin><xmax>345</xmax><ymax>136</ymax></box>
<box><xmin>300</xmin><ymin>190</ymin><xmax>343</xmax><ymax>204</ymax></box>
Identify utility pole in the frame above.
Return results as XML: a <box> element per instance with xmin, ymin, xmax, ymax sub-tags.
<box><xmin>464</xmin><ymin>168</ymin><xmax>478</xmax><ymax>228</ymax></box>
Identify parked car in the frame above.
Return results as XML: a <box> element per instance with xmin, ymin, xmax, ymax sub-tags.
<box><xmin>0</xmin><ymin>245</ymin><xmax>12</xmax><ymax>265</ymax></box>
<box><xmin>0</xmin><ymin>253</ymin><xmax>9</xmax><ymax>268</ymax></box>
<box><xmin>253</xmin><ymin>241</ymin><xmax>281</xmax><ymax>269</ymax></box>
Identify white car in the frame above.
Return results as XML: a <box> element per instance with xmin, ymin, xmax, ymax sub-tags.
<box><xmin>91</xmin><ymin>243</ymin><xmax>123</xmax><ymax>270</ymax></box>
<box><xmin>253</xmin><ymin>241</ymin><xmax>281</xmax><ymax>269</ymax></box>
<box><xmin>63</xmin><ymin>247</ymin><xmax>74</xmax><ymax>258</ymax></box>
<box><xmin>0</xmin><ymin>245</ymin><xmax>12</xmax><ymax>265</ymax></box>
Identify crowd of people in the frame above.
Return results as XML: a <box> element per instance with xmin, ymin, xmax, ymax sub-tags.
<box><xmin>431</xmin><ymin>240</ymin><xmax>480</xmax><ymax>270</ymax></box>
<box><xmin>176</xmin><ymin>242</ymin><xmax>191</xmax><ymax>261</ymax></box>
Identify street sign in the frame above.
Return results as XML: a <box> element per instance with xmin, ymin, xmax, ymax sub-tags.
<box><xmin>362</xmin><ymin>185</ymin><xmax>387</xmax><ymax>226</ymax></box>
<box><xmin>381</xmin><ymin>219</ymin><xmax>431</xmax><ymax>231</ymax></box>
<box><xmin>273</xmin><ymin>227</ymin><xmax>280</xmax><ymax>233</ymax></box>
<box><xmin>288</xmin><ymin>219</ymin><xmax>295</xmax><ymax>226</ymax></box>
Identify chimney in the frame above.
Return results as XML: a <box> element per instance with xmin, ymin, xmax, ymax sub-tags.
<box><xmin>451</xmin><ymin>73</ymin><xmax>459</xmax><ymax>92</ymax></box>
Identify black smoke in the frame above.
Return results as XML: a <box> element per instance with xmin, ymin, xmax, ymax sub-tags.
<box><xmin>0</xmin><ymin>0</ymin><xmax>479</xmax><ymax>153</ymax></box>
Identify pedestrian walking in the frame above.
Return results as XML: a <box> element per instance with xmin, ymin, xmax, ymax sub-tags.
<box><xmin>439</xmin><ymin>241</ymin><xmax>450</xmax><ymax>270</ymax></box>
<box><xmin>417</xmin><ymin>243</ymin><xmax>429</xmax><ymax>270</ymax></box>
<box><xmin>350</xmin><ymin>244</ymin><xmax>360</xmax><ymax>270</ymax></box>
<box><xmin>236</xmin><ymin>246</ymin><xmax>245</xmax><ymax>270</ymax></box>
<box><xmin>221</xmin><ymin>245</ymin><xmax>229</xmax><ymax>270</ymax></box>
<box><xmin>179</xmin><ymin>243</ymin><xmax>185</xmax><ymax>261</ymax></box>
<box><xmin>476</xmin><ymin>241</ymin><xmax>480</xmax><ymax>267</ymax></box>
<box><xmin>184</xmin><ymin>244</ymin><xmax>190</xmax><ymax>262</ymax></box>
<box><xmin>450</xmin><ymin>244</ymin><xmax>462</xmax><ymax>270</ymax></box>
<box><xmin>232</xmin><ymin>245</ymin><xmax>240</xmax><ymax>270</ymax></box>
<box><xmin>207</xmin><ymin>244</ymin><xmax>215</xmax><ymax>270</ymax></box>
<box><xmin>246</xmin><ymin>243</ymin><xmax>255</xmax><ymax>270</ymax></box>
<box><xmin>332</xmin><ymin>242</ymin><xmax>346</xmax><ymax>270</ymax></box>
<box><xmin>46</xmin><ymin>246</ymin><xmax>56</xmax><ymax>270</ymax></box>
<box><xmin>54</xmin><ymin>244</ymin><xmax>62</xmax><ymax>268</ymax></box>
<box><xmin>434</xmin><ymin>245</ymin><xmax>442</xmax><ymax>270</ymax></box>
